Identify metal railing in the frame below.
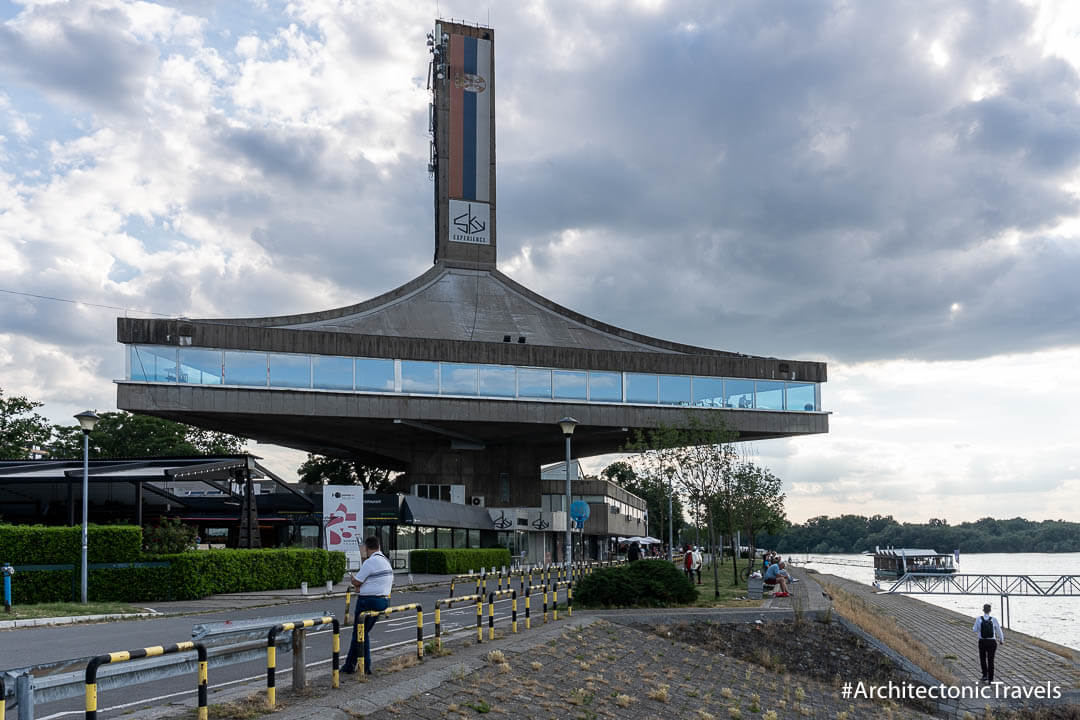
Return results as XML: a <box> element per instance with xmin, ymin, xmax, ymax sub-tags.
<box><xmin>265</xmin><ymin>617</ymin><xmax>340</xmax><ymax>709</ymax></box>
<box><xmin>888</xmin><ymin>573</ymin><xmax>1080</xmax><ymax>597</ymax></box>
<box><xmin>550</xmin><ymin>581</ymin><xmax>573</xmax><ymax>620</ymax></box>
<box><xmin>433</xmin><ymin>594</ymin><xmax>484</xmax><ymax>649</ymax></box>
<box><xmin>486</xmin><ymin>590</ymin><xmax>518</xmax><ymax>639</ymax></box>
<box><xmin>357</xmin><ymin>603</ymin><xmax>424</xmax><ymax>662</ymax></box>
<box><xmin>85</xmin><ymin>642</ymin><xmax>207</xmax><ymax>720</ymax></box>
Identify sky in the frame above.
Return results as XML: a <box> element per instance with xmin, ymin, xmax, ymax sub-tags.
<box><xmin>1</xmin><ymin>0</ymin><xmax>1079</xmax><ymax>525</ymax></box>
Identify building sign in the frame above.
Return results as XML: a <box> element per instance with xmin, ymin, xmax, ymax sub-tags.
<box><xmin>448</xmin><ymin>33</ymin><xmax>491</xmax><ymax>202</ymax></box>
<box><xmin>323</xmin><ymin>487</ymin><xmax>364</xmax><ymax>567</ymax></box>
<box><xmin>449</xmin><ymin>200</ymin><xmax>490</xmax><ymax>245</ymax></box>
<box><xmin>363</xmin><ymin>493</ymin><xmax>401</xmax><ymax>522</ymax></box>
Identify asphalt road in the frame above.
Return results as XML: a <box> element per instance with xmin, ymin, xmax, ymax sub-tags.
<box><xmin>1</xmin><ymin>583</ymin><xmax>540</xmax><ymax>720</ymax></box>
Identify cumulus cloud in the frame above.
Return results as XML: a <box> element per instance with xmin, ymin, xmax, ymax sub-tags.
<box><xmin>1</xmin><ymin>0</ymin><xmax>1079</xmax><ymax>519</ymax></box>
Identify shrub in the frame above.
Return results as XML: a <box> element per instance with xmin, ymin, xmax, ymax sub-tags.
<box><xmin>143</xmin><ymin>517</ymin><xmax>197</xmax><ymax>554</ymax></box>
<box><xmin>574</xmin><ymin>559</ymin><xmax>697</xmax><ymax>607</ymax></box>
<box><xmin>4</xmin><ymin>547</ymin><xmax>347</xmax><ymax>603</ymax></box>
<box><xmin>0</xmin><ymin>525</ymin><xmax>141</xmax><ymax>564</ymax></box>
<box><xmin>408</xmin><ymin>548</ymin><xmax>511</xmax><ymax>574</ymax></box>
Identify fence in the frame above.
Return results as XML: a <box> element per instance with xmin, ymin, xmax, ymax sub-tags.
<box><xmin>486</xmin><ymin>590</ymin><xmax>518</xmax><ymax>639</ymax></box>
<box><xmin>433</xmin><ymin>594</ymin><xmax>484</xmax><ymax>649</ymax></box>
<box><xmin>265</xmin><ymin>617</ymin><xmax>340</xmax><ymax>709</ymax></box>
<box><xmin>357</xmin><ymin>603</ymin><xmax>424</xmax><ymax>662</ymax></box>
<box><xmin>85</xmin><ymin>642</ymin><xmax>207</xmax><ymax>720</ymax></box>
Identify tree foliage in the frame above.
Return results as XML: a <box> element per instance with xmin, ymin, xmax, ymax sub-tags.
<box><xmin>50</xmin><ymin>411</ymin><xmax>245</xmax><ymax>459</ymax></box>
<box><xmin>757</xmin><ymin>514</ymin><xmax>1080</xmax><ymax>554</ymax></box>
<box><xmin>601</xmin><ymin>460</ymin><xmax>687</xmax><ymax>542</ymax></box>
<box><xmin>732</xmin><ymin>461</ymin><xmax>787</xmax><ymax>558</ymax></box>
<box><xmin>0</xmin><ymin>387</ymin><xmax>53</xmax><ymax>459</ymax></box>
<box><xmin>297</xmin><ymin>454</ymin><xmax>396</xmax><ymax>491</ymax></box>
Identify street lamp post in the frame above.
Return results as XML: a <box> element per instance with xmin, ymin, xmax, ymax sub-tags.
<box><xmin>558</xmin><ymin>417</ymin><xmax>578</xmax><ymax>567</ymax></box>
<box><xmin>665</xmin><ymin>467</ymin><xmax>674</xmax><ymax>562</ymax></box>
<box><xmin>74</xmin><ymin>410</ymin><xmax>100</xmax><ymax>604</ymax></box>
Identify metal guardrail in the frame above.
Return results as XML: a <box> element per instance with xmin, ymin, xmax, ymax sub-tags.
<box><xmin>433</xmin><ymin>594</ymin><xmax>483</xmax><ymax>649</ymax></box>
<box><xmin>265</xmin><ymin>617</ymin><xmax>339</xmax><ymax>709</ymax></box>
<box><xmin>486</xmin><ymin>590</ymin><xmax>517</xmax><ymax>639</ymax></box>
<box><xmin>550</xmin><ymin>581</ymin><xmax>572</xmax><ymax>620</ymax></box>
<box><xmin>357</xmin><ymin>603</ymin><xmax>424</xmax><ymax>662</ymax></box>
<box><xmin>85</xmin><ymin>642</ymin><xmax>207</xmax><ymax>720</ymax></box>
<box><xmin>3</xmin><ymin>611</ymin><xmax>338</xmax><ymax>720</ymax></box>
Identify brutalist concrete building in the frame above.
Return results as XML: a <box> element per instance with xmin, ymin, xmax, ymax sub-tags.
<box><xmin>115</xmin><ymin>20</ymin><xmax>827</xmax><ymax>563</ymax></box>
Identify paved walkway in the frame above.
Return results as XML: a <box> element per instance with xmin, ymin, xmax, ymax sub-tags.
<box><xmin>817</xmin><ymin>573</ymin><xmax>1080</xmax><ymax>689</ymax></box>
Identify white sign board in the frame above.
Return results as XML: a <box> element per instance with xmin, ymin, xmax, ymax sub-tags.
<box><xmin>449</xmin><ymin>200</ymin><xmax>490</xmax><ymax>245</ymax></box>
<box><xmin>323</xmin><ymin>487</ymin><xmax>365</xmax><ymax>569</ymax></box>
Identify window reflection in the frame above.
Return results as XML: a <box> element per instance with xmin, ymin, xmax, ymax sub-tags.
<box><xmin>659</xmin><ymin>375</ymin><xmax>691</xmax><ymax>406</ymax></box>
<box><xmin>626</xmin><ymin>373</ymin><xmax>658</xmax><ymax>404</ymax></box>
<box><xmin>401</xmin><ymin>361</ymin><xmax>439</xmax><ymax>394</ymax></box>
<box><xmin>787</xmin><ymin>382</ymin><xmax>816</xmax><ymax>411</ymax></box>
<box><xmin>356</xmin><ymin>358</ymin><xmax>394</xmax><ymax>392</ymax></box>
<box><xmin>224</xmin><ymin>351</ymin><xmax>268</xmax><ymax>387</ymax></box>
<box><xmin>692</xmin><ymin>377</ymin><xmax>724</xmax><ymax>408</ymax></box>
<box><xmin>756</xmin><ymin>380</ymin><xmax>785</xmax><ymax>410</ymax></box>
<box><xmin>269</xmin><ymin>354</ymin><xmax>310</xmax><ymax>388</ymax></box>
<box><xmin>588</xmin><ymin>371</ymin><xmax>621</xmax><ymax>402</ymax></box>
<box><xmin>313</xmin><ymin>356</ymin><xmax>353</xmax><ymax>390</ymax></box>
<box><xmin>179</xmin><ymin>348</ymin><xmax>222</xmax><ymax>385</ymax></box>
<box><xmin>441</xmin><ymin>363</ymin><xmax>479</xmax><ymax>395</ymax></box>
<box><xmin>553</xmin><ymin>370</ymin><xmax>587</xmax><ymax>400</ymax></box>
<box><xmin>725</xmin><ymin>379</ymin><xmax>755</xmax><ymax>409</ymax></box>
<box><xmin>517</xmin><ymin>368</ymin><xmax>551</xmax><ymax>398</ymax></box>
<box><xmin>131</xmin><ymin>345</ymin><xmax>177</xmax><ymax>382</ymax></box>
<box><xmin>479</xmin><ymin>365</ymin><xmax>515</xmax><ymax>397</ymax></box>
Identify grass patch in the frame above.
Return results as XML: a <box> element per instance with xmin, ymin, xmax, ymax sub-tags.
<box><xmin>206</xmin><ymin>695</ymin><xmax>271</xmax><ymax>720</ymax></box>
<box><xmin>0</xmin><ymin>601</ymin><xmax>144</xmax><ymax>621</ymax></box>
<box><xmin>693</xmin><ymin>563</ymin><xmax>763</xmax><ymax>608</ymax></box>
<box><xmin>1024</xmin><ymin>634</ymin><xmax>1077</xmax><ymax>662</ymax></box>
<box><xmin>816</xmin><ymin>577</ymin><xmax>959</xmax><ymax>685</ymax></box>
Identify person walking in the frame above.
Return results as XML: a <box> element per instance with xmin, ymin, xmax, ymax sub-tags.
<box><xmin>342</xmin><ymin>536</ymin><xmax>394</xmax><ymax>675</ymax></box>
<box><xmin>973</xmin><ymin>603</ymin><xmax>1004</xmax><ymax>683</ymax></box>
<box><xmin>690</xmin><ymin>546</ymin><xmax>703</xmax><ymax>584</ymax></box>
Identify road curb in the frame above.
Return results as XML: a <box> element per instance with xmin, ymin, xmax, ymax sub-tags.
<box><xmin>0</xmin><ymin>611</ymin><xmax>158</xmax><ymax>629</ymax></box>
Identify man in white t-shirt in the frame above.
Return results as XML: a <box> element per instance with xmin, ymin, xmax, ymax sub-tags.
<box><xmin>342</xmin><ymin>536</ymin><xmax>394</xmax><ymax>675</ymax></box>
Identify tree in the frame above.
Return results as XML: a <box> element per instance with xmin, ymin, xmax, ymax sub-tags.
<box><xmin>628</xmin><ymin>415</ymin><xmax>739</xmax><ymax>598</ymax></box>
<box><xmin>297</xmin><ymin>454</ymin><xmax>396</xmax><ymax>491</ymax></box>
<box><xmin>602</xmin><ymin>460</ymin><xmax>686</xmax><ymax>542</ymax></box>
<box><xmin>732</xmin><ymin>461</ymin><xmax>786</xmax><ymax>559</ymax></box>
<box><xmin>51</xmin><ymin>411</ymin><xmax>245</xmax><ymax>458</ymax></box>
<box><xmin>0</xmin><ymin>388</ymin><xmax>53</xmax><ymax>459</ymax></box>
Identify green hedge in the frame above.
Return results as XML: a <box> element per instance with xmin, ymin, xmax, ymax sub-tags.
<box><xmin>0</xmin><ymin>525</ymin><xmax>142</xmax><ymax>564</ymax></box>
<box><xmin>574</xmin><ymin>559</ymin><xmax>697</xmax><ymax>607</ymax></box>
<box><xmin>5</xmin><ymin>549</ymin><xmax>347</xmax><ymax>603</ymax></box>
<box><xmin>408</xmin><ymin>548</ymin><xmax>512</xmax><ymax>574</ymax></box>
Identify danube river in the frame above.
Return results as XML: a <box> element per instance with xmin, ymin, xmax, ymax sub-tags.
<box><xmin>792</xmin><ymin>553</ymin><xmax>1080</xmax><ymax>650</ymax></box>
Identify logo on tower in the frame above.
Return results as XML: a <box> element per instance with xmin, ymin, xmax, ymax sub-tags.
<box><xmin>449</xmin><ymin>200</ymin><xmax>490</xmax><ymax>245</ymax></box>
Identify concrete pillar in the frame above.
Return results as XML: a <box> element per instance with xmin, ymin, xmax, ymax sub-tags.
<box><xmin>292</xmin><ymin>628</ymin><xmax>306</xmax><ymax>690</ymax></box>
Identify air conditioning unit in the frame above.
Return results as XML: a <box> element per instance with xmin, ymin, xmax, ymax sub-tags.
<box><xmin>469</xmin><ymin>496</ymin><xmax>485</xmax><ymax>507</ymax></box>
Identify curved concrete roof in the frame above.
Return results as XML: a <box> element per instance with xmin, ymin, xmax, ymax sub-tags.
<box><xmin>207</xmin><ymin>262</ymin><xmax>742</xmax><ymax>357</ymax></box>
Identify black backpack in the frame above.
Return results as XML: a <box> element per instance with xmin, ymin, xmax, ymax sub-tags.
<box><xmin>980</xmin><ymin>616</ymin><xmax>995</xmax><ymax>639</ymax></box>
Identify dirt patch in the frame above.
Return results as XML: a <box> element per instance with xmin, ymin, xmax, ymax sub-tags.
<box><xmin>647</xmin><ymin>619</ymin><xmax>906</xmax><ymax>686</ymax></box>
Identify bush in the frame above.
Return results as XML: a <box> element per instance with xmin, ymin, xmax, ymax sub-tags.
<box><xmin>4</xmin><ymin>547</ymin><xmax>348</xmax><ymax>603</ymax></box>
<box><xmin>575</xmin><ymin>559</ymin><xmax>697</xmax><ymax>607</ymax></box>
<box><xmin>0</xmin><ymin>525</ymin><xmax>141</xmax><ymax>564</ymax></box>
<box><xmin>143</xmin><ymin>517</ymin><xmax>197</xmax><ymax>554</ymax></box>
<box><xmin>408</xmin><ymin>548</ymin><xmax>512</xmax><ymax>574</ymax></box>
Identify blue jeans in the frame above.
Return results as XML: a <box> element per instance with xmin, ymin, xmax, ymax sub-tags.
<box><xmin>343</xmin><ymin>595</ymin><xmax>389</xmax><ymax>674</ymax></box>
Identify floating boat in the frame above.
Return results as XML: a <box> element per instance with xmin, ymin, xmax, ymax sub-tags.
<box><xmin>868</xmin><ymin>547</ymin><xmax>957</xmax><ymax>579</ymax></box>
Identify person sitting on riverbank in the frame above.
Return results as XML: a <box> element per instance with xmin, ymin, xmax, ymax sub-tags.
<box><xmin>763</xmin><ymin>560</ymin><xmax>790</xmax><ymax>597</ymax></box>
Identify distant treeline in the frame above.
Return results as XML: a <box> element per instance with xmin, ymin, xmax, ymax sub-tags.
<box><xmin>756</xmin><ymin>515</ymin><xmax>1080</xmax><ymax>554</ymax></box>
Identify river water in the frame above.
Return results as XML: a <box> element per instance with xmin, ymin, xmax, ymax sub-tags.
<box><xmin>790</xmin><ymin>553</ymin><xmax>1080</xmax><ymax>651</ymax></box>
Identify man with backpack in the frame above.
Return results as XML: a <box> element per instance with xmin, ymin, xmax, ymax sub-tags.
<box><xmin>972</xmin><ymin>603</ymin><xmax>1005</xmax><ymax>683</ymax></box>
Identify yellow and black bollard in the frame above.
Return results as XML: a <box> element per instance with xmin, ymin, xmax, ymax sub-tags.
<box><xmin>476</xmin><ymin>595</ymin><xmax>484</xmax><ymax>643</ymax></box>
<box><xmin>357</xmin><ymin>604</ymin><xmax>424</xmax><ymax>662</ymax></box>
<box><xmin>434</xmin><ymin>594</ymin><xmax>483</xmax><ymax>650</ymax></box>
<box><xmin>486</xmin><ymin>590</ymin><xmax>518</xmax><ymax>639</ymax></box>
<box><xmin>1</xmin><ymin>674</ymin><xmax>6</xmax><ymax>720</ymax></box>
<box><xmin>86</xmin><ymin>642</ymin><xmax>207</xmax><ymax>720</ymax></box>
<box><xmin>266</xmin><ymin>616</ymin><xmax>339</xmax><ymax>709</ymax></box>
<box><xmin>417</xmin><ymin>608</ymin><xmax>424</xmax><ymax>659</ymax></box>
<box><xmin>344</xmin><ymin>588</ymin><xmax>352</xmax><ymax>625</ymax></box>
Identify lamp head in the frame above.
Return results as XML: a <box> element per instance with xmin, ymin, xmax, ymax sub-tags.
<box><xmin>558</xmin><ymin>416</ymin><xmax>579</xmax><ymax>436</ymax></box>
<box><xmin>74</xmin><ymin>410</ymin><xmax>100</xmax><ymax>433</ymax></box>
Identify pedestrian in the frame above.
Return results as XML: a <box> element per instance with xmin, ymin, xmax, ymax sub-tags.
<box><xmin>691</xmin><ymin>546</ymin><xmax>703</xmax><ymax>584</ymax></box>
<box><xmin>628</xmin><ymin>541</ymin><xmax>641</xmax><ymax>562</ymax></box>
<box><xmin>683</xmin><ymin>544</ymin><xmax>694</xmax><ymax>581</ymax></box>
<box><xmin>973</xmin><ymin>603</ymin><xmax>1004</xmax><ymax>683</ymax></box>
<box><xmin>342</xmin><ymin>536</ymin><xmax>394</xmax><ymax>675</ymax></box>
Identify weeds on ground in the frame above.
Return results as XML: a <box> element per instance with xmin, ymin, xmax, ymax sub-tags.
<box><xmin>205</xmin><ymin>695</ymin><xmax>270</xmax><ymax>720</ymax></box>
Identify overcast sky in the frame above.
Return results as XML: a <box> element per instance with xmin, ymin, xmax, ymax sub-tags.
<box><xmin>2</xmin><ymin>0</ymin><xmax>1079</xmax><ymax>524</ymax></box>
